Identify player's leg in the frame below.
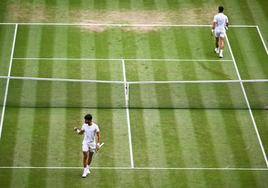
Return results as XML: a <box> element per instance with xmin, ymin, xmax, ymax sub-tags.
<box><xmin>86</xmin><ymin>144</ymin><xmax>96</xmax><ymax>174</ymax></box>
<box><xmin>88</xmin><ymin>152</ymin><xmax>94</xmax><ymax>166</ymax></box>
<box><xmin>219</xmin><ymin>36</ymin><xmax>224</xmax><ymax>58</ymax></box>
<box><xmin>82</xmin><ymin>144</ymin><xmax>90</xmax><ymax>178</ymax></box>
<box><xmin>215</xmin><ymin>37</ymin><xmax>219</xmax><ymax>52</ymax></box>
<box><xmin>82</xmin><ymin>151</ymin><xmax>89</xmax><ymax>177</ymax></box>
<box><xmin>214</xmin><ymin>32</ymin><xmax>220</xmax><ymax>53</ymax></box>
<box><xmin>83</xmin><ymin>151</ymin><xmax>88</xmax><ymax>168</ymax></box>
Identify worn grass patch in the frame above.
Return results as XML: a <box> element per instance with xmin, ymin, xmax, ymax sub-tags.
<box><xmin>7</xmin><ymin>2</ymin><xmax>215</xmax><ymax>25</ymax></box>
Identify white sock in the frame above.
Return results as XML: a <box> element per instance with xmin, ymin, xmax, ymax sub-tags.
<box><xmin>86</xmin><ymin>165</ymin><xmax>89</xmax><ymax>169</ymax></box>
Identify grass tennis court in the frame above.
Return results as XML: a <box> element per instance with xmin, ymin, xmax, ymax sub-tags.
<box><xmin>0</xmin><ymin>0</ymin><xmax>268</xmax><ymax>187</ymax></box>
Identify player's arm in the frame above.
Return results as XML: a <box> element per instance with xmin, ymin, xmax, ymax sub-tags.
<box><xmin>74</xmin><ymin>127</ymin><xmax>85</xmax><ymax>135</ymax></box>
<box><xmin>225</xmin><ymin>17</ymin><xmax>229</xmax><ymax>30</ymax></box>
<box><xmin>212</xmin><ymin>21</ymin><xmax>216</xmax><ymax>30</ymax></box>
<box><xmin>96</xmin><ymin>131</ymin><xmax>100</xmax><ymax>145</ymax></box>
<box><xmin>211</xmin><ymin>20</ymin><xmax>216</xmax><ymax>35</ymax></box>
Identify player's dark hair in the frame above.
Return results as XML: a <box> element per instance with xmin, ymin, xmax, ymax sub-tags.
<box><xmin>218</xmin><ymin>6</ymin><xmax>224</xmax><ymax>13</ymax></box>
<box><xmin>84</xmin><ymin>114</ymin><xmax>92</xmax><ymax>121</ymax></box>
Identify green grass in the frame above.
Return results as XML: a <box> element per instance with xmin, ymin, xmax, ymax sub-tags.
<box><xmin>131</xmin><ymin>109</ymin><xmax>265</xmax><ymax>168</ymax></box>
<box><xmin>11</xmin><ymin>60</ymin><xmax>123</xmax><ymax>80</ymax></box>
<box><xmin>125</xmin><ymin>60</ymin><xmax>237</xmax><ymax>81</ymax></box>
<box><xmin>253</xmin><ymin>110</ymin><xmax>268</xmax><ymax>155</ymax></box>
<box><xmin>228</xmin><ymin>28</ymin><xmax>268</xmax><ymax>79</ymax></box>
<box><xmin>0</xmin><ymin>108</ymin><xmax>130</xmax><ymax>167</ymax></box>
<box><xmin>0</xmin><ymin>25</ymin><xmax>267</xmax><ymax>187</ymax></box>
<box><xmin>0</xmin><ymin>0</ymin><xmax>268</xmax><ymax>187</ymax></box>
<box><xmin>0</xmin><ymin>25</ymin><xmax>15</xmax><ymax>76</ymax></box>
<box><xmin>0</xmin><ymin>168</ymin><xmax>267</xmax><ymax>188</ymax></box>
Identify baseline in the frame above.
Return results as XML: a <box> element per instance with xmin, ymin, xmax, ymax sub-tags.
<box><xmin>0</xmin><ymin>76</ymin><xmax>267</xmax><ymax>84</ymax></box>
<box><xmin>13</xmin><ymin>57</ymin><xmax>233</xmax><ymax>62</ymax></box>
<box><xmin>0</xmin><ymin>166</ymin><xmax>267</xmax><ymax>171</ymax></box>
<box><xmin>0</xmin><ymin>23</ymin><xmax>258</xmax><ymax>28</ymax></box>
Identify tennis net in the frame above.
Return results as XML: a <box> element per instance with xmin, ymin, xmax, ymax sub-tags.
<box><xmin>1</xmin><ymin>77</ymin><xmax>267</xmax><ymax>109</ymax></box>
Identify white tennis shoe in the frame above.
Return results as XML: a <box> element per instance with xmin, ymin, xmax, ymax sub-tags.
<box><xmin>219</xmin><ymin>51</ymin><xmax>223</xmax><ymax>58</ymax></box>
<box><xmin>82</xmin><ymin>168</ymin><xmax>88</xmax><ymax>178</ymax></box>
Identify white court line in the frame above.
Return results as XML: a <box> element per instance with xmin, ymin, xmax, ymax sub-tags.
<box><xmin>122</xmin><ymin>59</ymin><xmax>134</xmax><ymax>168</ymax></box>
<box><xmin>3</xmin><ymin>76</ymin><xmax>123</xmax><ymax>84</ymax></box>
<box><xmin>13</xmin><ymin>57</ymin><xmax>233</xmax><ymax>62</ymax></box>
<box><xmin>226</xmin><ymin>34</ymin><xmax>268</xmax><ymax>167</ymax></box>
<box><xmin>0</xmin><ymin>24</ymin><xmax>18</xmax><ymax>139</ymax></box>
<box><xmin>256</xmin><ymin>26</ymin><xmax>268</xmax><ymax>55</ymax></box>
<box><xmin>0</xmin><ymin>76</ymin><xmax>267</xmax><ymax>84</ymax></box>
<box><xmin>0</xmin><ymin>166</ymin><xmax>267</xmax><ymax>171</ymax></box>
<box><xmin>128</xmin><ymin>79</ymin><xmax>268</xmax><ymax>84</ymax></box>
<box><xmin>0</xmin><ymin>22</ymin><xmax>258</xmax><ymax>28</ymax></box>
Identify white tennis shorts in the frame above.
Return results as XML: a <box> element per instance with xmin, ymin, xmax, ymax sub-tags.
<box><xmin>82</xmin><ymin>142</ymin><xmax>96</xmax><ymax>153</ymax></box>
<box><xmin>215</xmin><ymin>29</ymin><xmax>226</xmax><ymax>38</ymax></box>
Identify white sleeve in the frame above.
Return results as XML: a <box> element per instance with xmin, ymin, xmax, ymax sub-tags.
<box><xmin>96</xmin><ymin>125</ymin><xmax>100</xmax><ymax>133</ymax></box>
<box><xmin>213</xmin><ymin>15</ymin><xmax>217</xmax><ymax>22</ymax></box>
<box><xmin>226</xmin><ymin>16</ymin><xmax>229</xmax><ymax>24</ymax></box>
<box><xmin>81</xmin><ymin>124</ymin><xmax>86</xmax><ymax>131</ymax></box>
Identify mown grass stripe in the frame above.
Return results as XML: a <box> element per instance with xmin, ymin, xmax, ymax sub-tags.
<box><xmin>245</xmin><ymin>0</ymin><xmax>267</xmax><ymax>29</ymax></box>
<box><xmin>0</xmin><ymin>26</ymin><xmax>15</xmax><ymax>76</ymax></box>
<box><xmin>230</xmin><ymin>28</ymin><xmax>268</xmax><ymax>79</ymax></box>
<box><xmin>187</xmin><ymin>28</ymin><xmax>225</xmax><ymax>179</ymax></box>
<box><xmin>10</xmin><ymin>109</ymin><xmax>35</xmax><ymax>188</ymax></box>
<box><xmin>11</xmin><ymin>109</ymin><xmax>35</xmax><ymax>167</ymax></box>
<box><xmin>27</xmin><ymin>24</ymin><xmax>55</xmax><ymax>187</ymax></box>
<box><xmin>141</xmin><ymin>110</ymin><xmax>163</xmax><ymax>187</ymax></box>
<box><xmin>130</xmin><ymin>110</ymin><xmax>150</xmax><ymax>167</ymax></box>
<box><xmin>27</xmin><ymin>109</ymin><xmax>50</xmax><ymax>187</ymax></box>
<box><xmin>133</xmin><ymin>33</ymin><xmax>156</xmax><ymax>106</ymax></box>
<box><xmin>45</xmin><ymin>109</ymin><xmax>65</xmax><ymax>188</ymax></box>
<box><xmin>219</xmin><ymin>109</ymin><xmax>260</xmax><ymax>188</ymax></box>
<box><xmin>94</xmin><ymin>27</ymin><xmax>119</xmax><ymax>183</ymax></box>
<box><xmin>226</xmin><ymin>32</ymin><xmax>268</xmax><ymax>167</ymax></box>
<box><xmin>63</xmin><ymin>6</ymin><xmax>82</xmax><ymax>182</ymax></box>
<box><xmin>234</xmin><ymin>111</ymin><xmax>268</xmax><ymax>167</ymax></box>
<box><xmin>149</xmin><ymin>29</ymin><xmax>188</xmax><ymax>186</ymax></box>
<box><xmin>158</xmin><ymin>27</ymin><xmax>191</xmax><ymax>184</ymax></box>
<box><xmin>123</xmin><ymin>31</ymin><xmax>151</xmax><ymax>168</ymax></box>
<box><xmin>174</xmin><ymin>110</ymin><xmax>207</xmax><ymax>186</ymax></box>
<box><xmin>0</xmin><ymin>108</ymin><xmax>20</xmax><ymax>187</ymax></box>
<box><xmin>179</xmin><ymin>28</ymin><xmax>208</xmax><ymax>187</ymax></box>
<box><xmin>253</xmin><ymin>110</ymin><xmax>268</xmax><ymax>163</ymax></box>
<box><xmin>132</xmin><ymin>31</ymin><xmax>161</xmax><ymax>170</ymax></box>
<box><xmin>64</xmin><ymin>109</ymin><xmax>82</xmax><ymax>186</ymax></box>
<box><xmin>94</xmin><ymin>31</ymin><xmax>111</xmax><ymax>107</ymax></box>
<box><xmin>46</xmin><ymin>109</ymin><xmax>66</xmax><ymax>167</ymax></box>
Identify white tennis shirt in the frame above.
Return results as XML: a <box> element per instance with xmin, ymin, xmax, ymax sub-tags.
<box><xmin>81</xmin><ymin>123</ymin><xmax>100</xmax><ymax>144</ymax></box>
<box><xmin>213</xmin><ymin>13</ymin><xmax>228</xmax><ymax>31</ymax></box>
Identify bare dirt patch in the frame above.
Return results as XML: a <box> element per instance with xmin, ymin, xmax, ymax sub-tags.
<box><xmin>7</xmin><ymin>3</ymin><xmax>216</xmax><ymax>32</ymax></box>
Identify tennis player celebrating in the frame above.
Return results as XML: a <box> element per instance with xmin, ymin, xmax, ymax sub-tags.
<box><xmin>74</xmin><ymin>114</ymin><xmax>101</xmax><ymax>178</ymax></box>
<box><xmin>212</xmin><ymin>6</ymin><xmax>229</xmax><ymax>58</ymax></box>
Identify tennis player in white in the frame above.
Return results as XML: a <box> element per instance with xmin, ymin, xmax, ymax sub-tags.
<box><xmin>212</xmin><ymin>6</ymin><xmax>229</xmax><ymax>58</ymax></box>
<box><xmin>74</xmin><ymin>114</ymin><xmax>100</xmax><ymax>178</ymax></box>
